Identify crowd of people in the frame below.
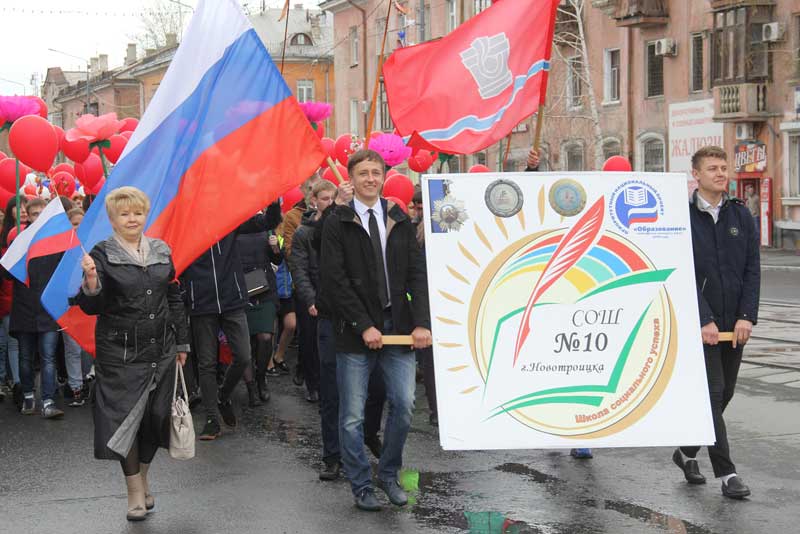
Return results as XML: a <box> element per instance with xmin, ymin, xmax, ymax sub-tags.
<box><xmin>0</xmin><ymin>144</ymin><xmax>759</xmax><ymax>520</ymax></box>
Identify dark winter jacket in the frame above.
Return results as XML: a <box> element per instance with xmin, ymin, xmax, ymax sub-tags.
<box><xmin>689</xmin><ymin>191</ymin><xmax>760</xmax><ymax>331</ymax></box>
<box><xmin>236</xmin><ymin>230</ymin><xmax>282</xmax><ymax>306</ymax></box>
<box><xmin>75</xmin><ymin>236</ymin><xmax>189</xmax><ymax>460</ymax></box>
<box><xmin>320</xmin><ymin>198</ymin><xmax>430</xmax><ymax>353</ymax></box>
<box><xmin>288</xmin><ymin>209</ymin><xmax>321</xmax><ymax>310</ymax></box>
<box><xmin>10</xmin><ymin>252</ymin><xmax>62</xmax><ymax>334</ymax></box>
<box><xmin>180</xmin><ymin>203</ymin><xmax>281</xmax><ymax>316</ymax></box>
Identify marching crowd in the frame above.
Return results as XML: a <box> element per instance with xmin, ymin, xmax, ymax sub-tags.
<box><xmin>0</xmin><ymin>144</ymin><xmax>759</xmax><ymax>519</ymax></box>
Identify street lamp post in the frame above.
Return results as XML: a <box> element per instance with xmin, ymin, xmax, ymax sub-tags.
<box><xmin>48</xmin><ymin>48</ymin><xmax>91</xmax><ymax>114</ymax></box>
<box><xmin>0</xmin><ymin>77</ymin><xmax>27</xmax><ymax>95</ymax></box>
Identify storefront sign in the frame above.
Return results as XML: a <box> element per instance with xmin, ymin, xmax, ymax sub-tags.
<box><xmin>424</xmin><ymin>172</ymin><xmax>714</xmax><ymax>450</ymax></box>
<box><xmin>668</xmin><ymin>100</ymin><xmax>724</xmax><ymax>174</ymax></box>
<box><xmin>734</xmin><ymin>142</ymin><xmax>767</xmax><ymax>174</ymax></box>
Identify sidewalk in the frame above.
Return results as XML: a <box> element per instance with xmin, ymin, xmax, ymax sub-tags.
<box><xmin>761</xmin><ymin>248</ymin><xmax>800</xmax><ymax>271</ymax></box>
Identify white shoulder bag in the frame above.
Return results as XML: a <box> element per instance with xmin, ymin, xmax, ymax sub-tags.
<box><xmin>169</xmin><ymin>362</ymin><xmax>195</xmax><ymax>460</ymax></box>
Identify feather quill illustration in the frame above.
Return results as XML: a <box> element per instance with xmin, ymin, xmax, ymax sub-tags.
<box><xmin>512</xmin><ymin>196</ymin><xmax>605</xmax><ymax>366</ymax></box>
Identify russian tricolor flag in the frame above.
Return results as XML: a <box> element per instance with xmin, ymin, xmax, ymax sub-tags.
<box><xmin>42</xmin><ymin>0</ymin><xmax>326</xmax><ymax>353</ymax></box>
<box><xmin>1</xmin><ymin>198</ymin><xmax>76</xmax><ymax>285</ymax></box>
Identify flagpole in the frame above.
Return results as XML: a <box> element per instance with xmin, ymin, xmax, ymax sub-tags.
<box><xmin>532</xmin><ymin>0</ymin><xmax>559</xmax><ymax>155</ymax></box>
<box><xmin>365</xmin><ymin>0</ymin><xmax>394</xmax><ymax>141</ymax></box>
<box><xmin>279</xmin><ymin>0</ymin><xmax>291</xmax><ymax>75</ymax></box>
<box><xmin>533</xmin><ymin>107</ymin><xmax>545</xmax><ymax>153</ymax></box>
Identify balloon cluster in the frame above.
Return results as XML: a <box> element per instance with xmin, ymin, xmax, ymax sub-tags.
<box><xmin>0</xmin><ymin>94</ymin><xmax>139</xmax><ymax>206</ymax></box>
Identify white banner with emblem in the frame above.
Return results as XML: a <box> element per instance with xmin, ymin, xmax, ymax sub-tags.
<box><xmin>422</xmin><ymin>172</ymin><xmax>714</xmax><ymax>450</ymax></box>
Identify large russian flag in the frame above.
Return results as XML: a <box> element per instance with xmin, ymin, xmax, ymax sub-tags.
<box><xmin>0</xmin><ymin>198</ymin><xmax>77</xmax><ymax>284</ymax></box>
<box><xmin>42</xmin><ymin>0</ymin><xmax>326</xmax><ymax>353</ymax></box>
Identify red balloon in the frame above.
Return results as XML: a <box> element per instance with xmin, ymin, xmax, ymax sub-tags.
<box><xmin>386</xmin><ymin>169</ymin><xmax>399</xmax><ymax>179</ymax></box>
<box><xmin>103</xmin><ymin>134</ymin><xmax>128</xmax><ymax>164</ymax></box>
<box><xmin>61</xmin><ymin>133</ymin><xmax>90</xmax><ymax>163</ymax></box>
<box><xmin>322</xmin><ymin>164</ymin><xmax>348</xmax><ymax>184</ymax></box>
<box><xmin>87</xmin><ymin>176</ymin><xmax>105</xmax><ymax>195</ymax></box>
<box><xmin>74</xmin><ymin>153</ymin><xmax>104</xmax><ymax>189</ymax></box>
<box><xmin>281</xmin><ymin>186</ymin><xmax>304</xmax><ymax>214</ymax></box>
<box><xmin>52</xmin><ymin>171</ymin><xmax>76</xmax><ymax>197</ymax></box>
<box><xmin>29</xmin><ymin>96</ymin><xmax>48</xmax><ymax>119</ymax></box>
<box><xmin>119</xmin><ymin>117</ymin><xmax>139</xmax><ymax>133</ymax></box>
<box><xmin>314</xmin><ymin>122</ymin><xmax>325</xmax><ymax>139</ymax></box>
<box><xmin>120</xmin><ymin>130</ymin><xmax>133</xmax><ymax>140</ymax></box>
<box><xmin>7</xmin><ymin>226</ymin><xmax>20</xmax><ymax>244</ymax></box>
<box><xmin>469</xmin><ymin>164</ymin><xmax>490</xmax><ymax>173</ymax></box>
<box><xmin>8</xmin><ymin>115</ymin><xmax>59</xmax><ymax>172</ymax></box>
<box><xmin>385</xmin><ymin>196</ymin><xmax>409</xmax><ymax>215</ymax></box>
<box><xmin>52</xmin><ymin>125</ymin><xmax>65</xmax><ymax>147</ymax></box>
<box><xmin>602</xmin><ymin>155</ymin><xmax>632</xmax><ymax>172</ymax></box>
<box><xmin>24</xmin><ymin>184</ymin><xmax>37</xmax><ymax>196</ymax></box>
<box><xmin>0</xmin><ymin>188</ymin><xmax>13</xmax><ymax>209</ymax></box>
<box><xmin>335</xmin><ymin>134</ymin><xmax>359</xmax><ymax>166</ymax></box>
<box><xmin>51</xmin><ymin>163</ymin><xmax>75</xmax><ymax>177</ymax></box>
<box><xmin>320</xmin><ymin>137</ymin><xmax>336</xmax><ymax>164</ymax></box>
<box><xmin>0</xmin><ymin>151</ymin><xmax>7</xmax><ymax>160</ymax></box>
<box><xmin>0</xmin><ymin>159</ymin><xmax>31</xmax><ymax>193</ymax></box>
<box><xmin>408</xmin><ymin>149</ymin><xmax>434</xmax><ymax>173</ymax></box>
<box><xmin>382</xmin><ymin>174</ymin><xmax>414</xmax><ymax>205</ymax></box>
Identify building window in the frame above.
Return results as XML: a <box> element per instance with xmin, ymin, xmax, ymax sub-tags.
<box><xmin>604</xmin><ymin>48</ymin><xmax>620</xmax><ymax>103</ymax></box>
<box><xmin>350</xmin><ymin>27</ymin><xmax>359</xmax><ymax>66</ymax></box>
<box><xmin>447</xmin><ymin>0</ymin><xmax>458</xmax><ymax>32</ymax></box>
<box><xmin>350</xmin><ymin>99</ymin><xmax>360</xmax><ymax>136</ymax></box>
<box><xmin>474</xmin><ymin>0</ymin><xmax>490</xmax><ymax>15</ymax></box>
<box><xmin>296</xmin><ymin>80</ymin><xmax>314</xmax><ymax>103</ymax></box>
<box><xmin>690</xmin><ymin>33</ymin><xmax>704</xmax><ymax>92</ymax></box>
<box><xmin>642</xmin><ymin>137</ymin><xmax>665</xmax><ymax>172</ymax></box>
<box><xmin>646</xmin><ymin>42</ymin><xmax>664</xmax><ymax>97</ymax></box>
<box><xmin>379</xmin><ymin>78</ymin><xmax>393</xmax><ymax>131</ymax></box>
<box><xmin>290</xmin><ymin>33</ymin><xmax>312</xmax><ymax>46</ymax></box>
<box><xmin>794</xmin><ymin>15</ymin><xmax>800</xmax><ymax>78</ymax></box>
<box><xmin>711</xmin><ymin>6</ymin><xmax>772</xmax><ymax>85</ymax></box>
<box><xmin>475</xmin><ymin>152</ymin><xmax>487</xmax><ymax>166</ymax></box>
<box><xmin>789</xmin><ymin>134</ymin><xmax>800</xmax><ymax>197</ymax></box>
<box><xmin>423</xmin><ymin>4</ymin><xmax>431</xmax><ymax>41</ymax></box>
<box><xmin>567</xmin><ymin>56</ymin><xmax>583</xmax><ymax>109</ymax></box>
<box><xmin>564</xmin><ymin>143</ymin><xmax>584</xmax><ymax>171</ymax></box>
<box><xmin>603</xmin><ymin>138</ymin><xmax>622</xmax><ymax>161</ymax></box>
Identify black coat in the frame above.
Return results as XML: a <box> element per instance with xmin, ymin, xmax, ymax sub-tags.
<box><xmin>689</xmin><ymin>191</ymin><xmax>760</xmax><ymax>331</ymax></box>
<box><xmin>236</xmin><ymin>229</ymin><xmax>282</xmax><ymax>306</ymax></box>
<box><xmin>9</xmin><ymin>252</ymin><xmax>61</xmax><ymax>334</ymax></box>
<box><xmin>288</xmin><ymin>210</ymin><xmax>321</xmax><ymax>311</ymax></box>
<box><xmin>180</xmin><ymin>203</ymin><xmax>281</xmax><ymax>316</ymax></box>
<box><xmin>320</xmin><ymin>199</ymin><xmax>430</xmax><ymax>353</ymax></box>
<box><xmin>75</xmin><ymin>237</ymin><xmax>189</xmax><ymax>461</ymax></box>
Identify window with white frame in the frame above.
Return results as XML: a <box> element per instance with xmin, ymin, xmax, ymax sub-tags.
<box><xmin>604</xmin><ymin>49</ymin><xmax>620</xmax><ymax>103</ymax></box>
<box><xmin>424</xmin><ymin>4</ymin><xmax>431</xmax><ymax>41</ymax></box>
<box><xmin>564</xmin><ymin>142</ymin><xmax>584</xmax><ymax>171</ymax></box>
<box><xmin>646</xmin><ymin>41</ymin><xmax>664</xmax><ymax>98</ymax></box>
<box><xmin>789</xmin><ymin>133</ymin><xmax>800</xmax><ymax>197</ymax></box>
<box><xmin>475</xmin><ymin>152</ymin><xmax>487</xmax><ymax>166</ymax></box>
<box><xmin>350</xmin><ymin>27</ymin><xmax>359</xmax><ymax>66</ymax></box>
<box><xmin>296</xmin><ymin>80</ymin><xmax>314</xmax><ymax>103</ymax></box>
<box><xmin>447</xmin><ymin>0</ymin><xmax>458</xmax><ymax>32</ymax></box>
<box><xmin>290</xmin><ymin>33</ymin><xmax>312</xmax><ymax>46</ymax></box>
<box><xmin>350</xmin><ymin>99</ymin><xmax>360</xmax><ymax>136</ymax></box>
<box><xmin>639</xmin><ymin>135</ymin><xmax>665</xmax><ymax>172</ymax></box>
<box><xmin>690</xmin><ymin>33</ymin><xmax>704</xmax><ymax>92</ymax></box>
<box><xmin>379</xmin><ymin>78</ymin><xmax>393</xmax><ymax>131</ymax></box>
<box><xmin>567</xmin><ymin>56</ymin><xmax>583</xmax><ymax>109</ymax></box>
<box><xmin>474</xmin><ymin>0</ymin><xmax>490</xmax><ymax>15</ymax></box>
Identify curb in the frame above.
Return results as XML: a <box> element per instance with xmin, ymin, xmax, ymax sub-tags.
<box><xmin>761</xmin><ymin>264</ymin><xmax>800</xmax><ymax>272</ymax></box>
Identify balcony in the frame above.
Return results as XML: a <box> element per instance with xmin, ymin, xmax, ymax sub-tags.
<box><xmin>614</xmin><ymin>0</ymin><xmax>669</xmax><ymax>28</ymax></box>
<box><xmin>591</xmin><ymin>0</ymin><xmax>619</xmax><ymax>16</ymax></box>
<box><xmin>713</xmin><ymin>83</ymin><xmax>777</xmax><ymax>122</ymax></box>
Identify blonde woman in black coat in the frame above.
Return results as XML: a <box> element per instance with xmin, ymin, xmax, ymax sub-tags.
<box><xmin>77</xmin><ymin>186</ymin><xmax>189</xmax><ymax>521</ymax></box>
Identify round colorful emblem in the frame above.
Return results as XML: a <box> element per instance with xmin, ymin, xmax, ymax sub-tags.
<box><xmin>549</xmin><ymin>179</ymin><xmax>587</xmax><ymax>217</ymax></box>
<box><xmin>485</xmin><ymin>179</ymin><xmax>524</xmax><ymax>218</ymax></box>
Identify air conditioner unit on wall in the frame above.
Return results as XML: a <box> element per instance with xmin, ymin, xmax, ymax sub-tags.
<box><xmin>736</xmin><ymin>123</ymin><xmax>754</xmax><ymax>141</ymax></box>
<box><xmin>762</xmin><ymin>22</ymin><xmax>785</xmax><ymax>42</ymax></box>
<box><xmin>654</xmin><ymin>38</ymin><xmax>677</xmax><ymax>57</ymax></box>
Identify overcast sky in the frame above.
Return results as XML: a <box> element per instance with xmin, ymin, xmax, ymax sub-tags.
<box><xmin>0</xmin><ymin>0</ymin><xmax>318</xmax><ymax>97</ymax></box>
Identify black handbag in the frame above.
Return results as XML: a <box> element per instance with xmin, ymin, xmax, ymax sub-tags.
<box><xmin>244</xmin><ymin>268</ymin><xmax>269</xmax><ymax>296</ymax></box>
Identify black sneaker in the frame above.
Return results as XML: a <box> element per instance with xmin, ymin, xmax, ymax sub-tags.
<box><xmin>217</xmin><ymin>389</ymin><xmax>237</xmax><ymax>427</ymax></box>
<box><xmin>265</xmin><ymin>367</ymin><xmax>280</xmax><ymax>377</ymax></box>
<box><xmin>42</xmin><ymin>402</ymin><xmax>64</xmax><ymax>419</ymax></box>
<box><xmin>721</xmin><ymin>475</ymin><xmax>751</xmax><ymax>499</ymax></box>
<box><xmin>257</xmin><ymin>376</ymin><xmax>270</xmax><ymax>402</ymax></box>
<box><xmin>198</xmin><ymin>417</ymin><xmax>221</xmax><ymax>441</ymax></box>
<box><xmin>68</xmin><ymin>388</ymin><xmax>85</xmax><ymax>407</ymax></box>
<box><xmin>305</xmin><ymin>390</ymin><xmax>319</xmax><ymax>403</ymax></box>
<box><xmin>319</xmin><ymin>459</ymin><xmax>341</xmax><ymax>481</ymax></box>
<box><xmin>354</xmin><ymin>488</ymin><xmax>382</xmax><ymax>512</ymax></box>
<box><xmin>20</xmin><ymin>396</ymin><xmax>36</xmax><ymax>415</ymax></box>
<box><xmin>275</xmin><ymin>360</ymin><xmax>291</xmax><ymax>375</ymax></box>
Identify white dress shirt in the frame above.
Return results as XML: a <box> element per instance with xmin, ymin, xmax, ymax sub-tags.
<box><xmin>696</xmin><ymin>192</ymin><xmax>724</xmax><ymax>224</ymax></box>
<box><xmin>353</xmin><ymin>197</ymin><xmax>391</xmax><ymax>307</ymax></box>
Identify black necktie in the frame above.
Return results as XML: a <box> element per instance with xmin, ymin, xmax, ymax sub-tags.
<box><xmin>368</xmin><ymin>208</ymin><xmax>389</xmax><ymax>308</ymax></box>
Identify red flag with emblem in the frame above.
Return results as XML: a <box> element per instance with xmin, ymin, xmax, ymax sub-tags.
<box><xmin>383</xmin><ymin>0</ymin><xmax>559</xmax><ymax>155</ymax></box>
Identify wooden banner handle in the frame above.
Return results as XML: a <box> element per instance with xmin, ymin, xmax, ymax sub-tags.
<box><xmin>718</xmin><ymin>332</ymin><xmax>734</xmax><ymax>342</ymax></box>
<box><xmin>326</xmin><ymin>156</ymin><xmax>344</xmax><ymax>184</ymax></box>
<box><xmin>382</xmin><ymin>335</ymin><xmax>413</xmax><ymax>345</ymax></box>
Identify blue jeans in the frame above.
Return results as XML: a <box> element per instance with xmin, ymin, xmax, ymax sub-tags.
<box><xmin>337</xmin><ymin>327</ymin><xmax>416</xmax><ymax>495</ymax></box>
<box><xmin>18</xmin><ymin>331</ymin><xmax>59</xmax><ymax>401</ymax></box>
<box><xmin>62</xmin><ymin>333</ymin><xmax>84</xmax><ymax>390</ymax></box>
<box><xmin>0</xmin><ymin>315</ymin><xmax>19</xmax><ymax>384</ymax></box>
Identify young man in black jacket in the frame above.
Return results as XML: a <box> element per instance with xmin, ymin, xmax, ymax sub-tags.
<box><xmin>180</xmin><ymin>203</ymin><xmax>281</xmax><ymax>439</ymax></box>
<box><xmin>320</xmin><ymin>149</ymin><xmax>432</xmax><ymax>511</ymax></box>
<box><xmin>672</xmin><ymin>146</ymin><xmax>759</xmax><ymax>499</ymax></box>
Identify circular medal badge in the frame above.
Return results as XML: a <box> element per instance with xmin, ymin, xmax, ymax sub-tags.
<box><xmin>549</xmin><ymin>179</ymin><xmax>587</xmax><ymax>217</ymax></box>
<box><xmin>485</xmin><ymin>179</ymin><xmax>524</xmax><ymax>218</ymax></box>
